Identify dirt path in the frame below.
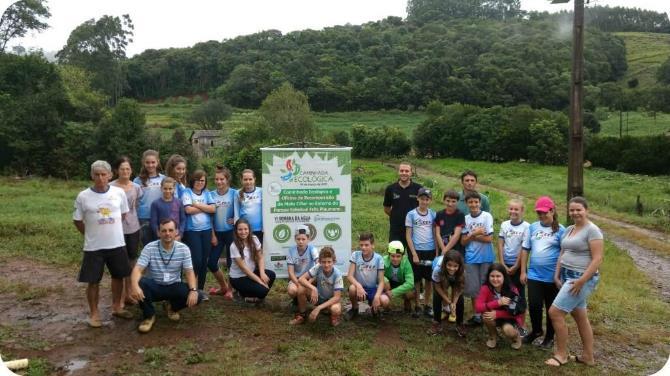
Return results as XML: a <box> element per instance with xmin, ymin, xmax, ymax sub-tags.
<box><xmin>411</xmin><ymin>164</ymin><xmax>670</xmax><ymax>302</ymax></box>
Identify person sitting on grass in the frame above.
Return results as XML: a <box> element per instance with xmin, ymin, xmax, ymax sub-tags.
<box><xmin>429</xmin><ymin>250</ymin><xmax>466</xmax><ymax>337</ymax></box>
<box><xmin>129</xmin><ymin>218</ymin><xmax>202</xmax><ymax>333</ymax></box>
<box><xmin>290</xmin><ymin>246</ymin><xmax>343</xmax><ymax>327</ymax></box>
<box><xmin>475</xmin><ymin>263</ymin><xmax>525</xmax><ymax>350</ymax></box>
<box><xmin>383</xmin><ymin>240</ymin><xmax>415</xmax><ymax>313</ymax></box>
<box><xmin>286</xmin><ymin>224</ymin><xmax>319</xmax><ymax>307</ymax></box>
<box><xmin>345</xmin><ymin>232</ymin><xmax>388</xmax><ymax>320</ymax></box>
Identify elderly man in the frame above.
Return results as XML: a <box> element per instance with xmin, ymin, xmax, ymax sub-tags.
<box><xmin>73</xmin><ymin>160</ymin><xmax>132</xmax><ymax>327</ymax></box>
<box><xmin>129</xmin><ymin>218</ymin><xmax>202</xmax><ymax>333</ymax></box>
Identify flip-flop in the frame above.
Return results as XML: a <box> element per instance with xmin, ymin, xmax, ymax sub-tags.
<box><xmin>545</xmin><ymin>356</ymin><xmax>568</xmax><ymax>367</ymax></box>
<box><xmin>112</xmin><ymin>309</ymin><xmax>134</xmax><ymax>319</ymax></box>
<box><xmin>88</xmin><ymin>318</ymin><xmax>102</xmax><ymax>328</ymax></box>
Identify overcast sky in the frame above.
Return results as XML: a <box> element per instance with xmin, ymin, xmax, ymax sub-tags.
<box><xmin>3</xmin><ymin>0</ymin><xmax>669</xmax><ymax>56</ymax></box>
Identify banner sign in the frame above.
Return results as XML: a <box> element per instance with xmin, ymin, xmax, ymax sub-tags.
<box><xmin>261</xmin><ymin>147</ymin><xmax>352</xmax><ymax>278</ymax></box>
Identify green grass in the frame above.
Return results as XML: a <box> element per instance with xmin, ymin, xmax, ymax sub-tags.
<box><xmin>615</xmin><ymin>32</ymin><xmax>670</xmax><ymax>89</ymax></box>
<box><xmin>313</xmin><ymin>110</ymin><xmax>425</xmax><ymax>136</ymax></box>
<box><xmin>598</xmin><ymin>109</ymin><xmax>670</xmax><ymax>137</ymax></box>
<box><xmin>1</xmin><ymin>163</ymin><xmax>669</xmax><ymax>374</ymax></box>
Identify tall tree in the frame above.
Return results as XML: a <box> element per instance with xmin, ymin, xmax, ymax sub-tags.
<box><xmin>0</xmin><ymin>0</ymin><xmax>50</xmax><ymax>53</ymax></box>
<box><xmin>57</xmin><ymin>14</ymin><xmax>133</xmax><ymax>104</ymax></box>
<box><xmin>258</xmin><ymin>82</ymin><xmax>314</xmax><ymax>142</ymax></box>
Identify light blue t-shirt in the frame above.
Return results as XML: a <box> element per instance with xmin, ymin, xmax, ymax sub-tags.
<box><xmin>211</xmin><ymin>188</ymin><xmax>237</xmax><ymax>232</ymax></box>
<box><xmin>498</xmin><ymin>220</ymin><xmax>530</xmax><ymax>265</ymax></box>
<box><xmin>405</xmin><ymin>208</ymin><xmax>436</xmax><ymax>251</ymax></box>
<box><xmin>175</xmin><ymin>182</ymin><xmax>187</xmax><ymax>200</ymax></box>
<box><xmin>522</xmin><ymin>221</ymin><xmax>566</xmax><ymax>283</ymax></box>
<box><xmin>349</xmin><ymin>251</ymin><xmax>384</xmax><ymax>289</ymax></box>
<box><xmin>182</xmin><ymin>188</ymin><xmax>214</xmax><ymax>232</ymax></box>
<box><xmin>134</xmin><ymin>174</ymin><xmax>165</xmax><ymax>220</ymax></box>
<box><xmin>136</xmin><ymin>240</ymin><xmax>193</xmax><ymax>285</ymax></box>
<box><xmin>234</xmin><ymin>187</ymin><xmax>263</xmax><ymax>232</ymax></box>
<box><xmin>463</xmin><ymin>211</ymin><xmax>495</xmax><ymax>264</ymax></box>
<box><xmin>308</xmin><ymin>264</ymin><xmax>344</xmax><ymax>300</ymax></box>
<box><xmin>287</xmin><ymin>244</ymin><xmax>319</xmax><ymax>278</ymax></box>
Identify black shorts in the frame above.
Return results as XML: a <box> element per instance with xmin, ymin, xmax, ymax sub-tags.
<box><xmin>412</xmin><ymin>250</ymin><xmax>436</xmax><ymax>283</ymax></box>
<box><xmin>124</xmin><ymin>230</ymin><xmax>141</xmax><ymax>260</ymax></box>
<box><xmin>78</xmin><ymin>247</ymin><xmax>131</xmax><ymax>283</ymax></box>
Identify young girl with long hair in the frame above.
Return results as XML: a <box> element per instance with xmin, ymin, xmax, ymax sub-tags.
<box><xmin>228</xmin><ymin>219</ymin><xmax>276</xmax><ymax>302</ymax></box>
<box><xmin>133</xmin><ymin>150</ymin><xmax>165</xmax><ymax>246</ymax></box>
<box><xmin>164</xmin><ymin>154</ymin><xmax>188</xmax><ymax>199</ymax></box>
<box><xmin>430</xmin><ymin>250</ymin><xmax>466</xmax><ymax>337</ymax></box>
<box><xmin>520</xmin><ymin>196</ymin><xmax>565</xmax><ymax>348</ymax></box>
<box><xmin>475</xmin><ymin>263</ymin><xmax>525</xmax><ymax>349</ymax></box>
<box><xmin>208</xmin><ymin>165</ymin><xmax>236</xmax><ymax>300</ymax></box>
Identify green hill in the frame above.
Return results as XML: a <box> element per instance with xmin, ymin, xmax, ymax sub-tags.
<box><xmin>616</xmin><ymin>32</ymin><xmax>670</xmax><ymax>88</ymax></box>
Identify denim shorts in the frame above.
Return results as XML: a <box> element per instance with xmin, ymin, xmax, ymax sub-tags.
<box><xmin>552</xmin><ymin>267</ymin><xmax>599</xmax><ymax>312</ymax></box>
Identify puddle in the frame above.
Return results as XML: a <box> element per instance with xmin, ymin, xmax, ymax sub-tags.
<box><xmin>63</xmin><ymin>358</ymin><xmax>88</xmax><ymax>374</ymax></box>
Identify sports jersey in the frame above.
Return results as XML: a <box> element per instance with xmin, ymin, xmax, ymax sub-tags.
<box><xmin>308</xmin><ymin>264</ymin><xmax>344</xmax><ymax>300</ymax></box>
<box><xmin>182</xmin><ymin>188</ymin><xmax>214</xmax><ymax>231</ymax></box>
<box><xmin>498</xmin><ymin>220</ymin><xmax>530</xmax><ymax>265</ymax></box>
<box><xmin>405</xmin><ymin>208</ymin><xmax>436</xmax><ymax>251</ymax></box>
<box><xmin>234</xmin><ymin>187</ymin><xmax>263</xmax><ymax>232</ymax></box>
<box><xmin>133</xmin><ymin>174</ymin><xmax>165</xmax><ymax>219</ymax></box>
<box><xmin>349</xmin><ymin>251</ymin><xmax>384</xmax><ymax>289</ymax></box>
<box><xmin>287</xmin><ymin>244</ymin><xmax>319</xmax><ymax>278</ymax></box>
<box><xmin>462</xmin><ymin>211</ymin><xmax>495</xmax><ymax>264</ymax></box>
<box><xmin>522</xmin><ymin>221</ymin><xmax>566</xmax><ymax>283</ymax></box>
<box><xmin>211</xmin><ymin>187</ymin><xmax>237</xmax><ymax>232</ymax></box>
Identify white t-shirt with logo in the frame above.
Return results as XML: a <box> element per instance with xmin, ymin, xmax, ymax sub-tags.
<box><xmin>73</xmin><ymin>186</ymin><xmax>129</xmax><ymax>251</ymax></box>
<box><xmin>229</xmin><ymin>236</ymin><xmax>263</xmax><ymax>279</ymax></box>
<box><xmin>498</xmin><ymin>220</ymin><xmax>530</xmax><ymax>265</ymax></box>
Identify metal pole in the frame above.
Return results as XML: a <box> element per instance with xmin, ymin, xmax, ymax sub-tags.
<box><xmin>567</xmin><ymin>0</ymin><xmax>585</xmax><ymax>214</ymax></box>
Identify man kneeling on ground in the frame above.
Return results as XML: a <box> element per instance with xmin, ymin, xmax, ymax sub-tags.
<box><xmin>129</xmin><ymin>218</ymin><xmax>202</xmax><ymax>333</ymax></box>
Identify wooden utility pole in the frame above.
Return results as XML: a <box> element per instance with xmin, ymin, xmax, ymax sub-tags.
<box><xmin>567</xmin><ymin>0</ymin><xmax>585</xmax><ymax>209</ymax></box>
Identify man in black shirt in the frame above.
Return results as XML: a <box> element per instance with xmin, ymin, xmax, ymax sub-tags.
<box><xmin>383</xmin><ymin>162</ymin><xmax>422</xmax><ymax>250</ymax></box>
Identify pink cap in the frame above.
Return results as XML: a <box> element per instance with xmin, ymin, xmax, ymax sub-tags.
<box><xmin>535</xmin><ymin>196</ymin><xmax>555</xmax><ymax>212</ymax></box>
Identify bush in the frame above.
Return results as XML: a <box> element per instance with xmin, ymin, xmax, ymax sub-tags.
<box><xmin>352</xmin><ymin>124</ymin><xmax>410</xmax><ymax>158</ymax></box>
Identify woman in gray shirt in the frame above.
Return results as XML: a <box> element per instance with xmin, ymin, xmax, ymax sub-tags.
<box><xmin>545</xmin><ymin>197</ymin><xmax>603</xmax><ymax>367</ymax></box>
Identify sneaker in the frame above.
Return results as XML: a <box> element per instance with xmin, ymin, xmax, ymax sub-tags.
<box><xmin>455</xmin><ymin>324</ymin><xmax>467</xmax><ymax>338</ymax></box>
<box><xmin>344</xmin><ymin>308</ymin><xmax>359</xmax><ymax>321</ymax></box>
<box><xmin>428</xmin><ymin>322</ymin><xmax>443</xmax><ymax>336</ymax></box>
<box><xmin>111</xmin><ymin>309</ymin><xmax>133</xmax><ymax>320</ymax></box>
<box><xmin>539</xmin><ymin>338</ymin><xmax>554</xmax><ymax>350</ymax></box>
<box><xmin>512</xmin><ymin>335</ymin><xmax>522</xmax><ymax>350</ymax></box>
<box><xmin>289</xmin><ymin>312</ymin><xmax>306</xmax><ymax>325</ymax></box>
<box><xmin>138</xmin><ymin>316</ymin><xmax>156</xmax><ymax>333</ymax></box>
<box><xmin>412</xmin><ymin>306</ymin><xmax>421</xmax><ymax>319</ymax></box>
<box><xmin>523</xmin><ymin>331</ymin><xmax>543</xmax><ymax>345</ymax></box>
<box><xmin>164</xmin><ymin>302</ymin><xmax>180</xmax><ymax>322</ymax></box>
<box><xmin>466</xmin><ymin>316</ymin><xmax>482</xmax><ymax>326</ymax></box>
<box><xmin>423</xmin><ymin>305</ymin><xmax>433</xmax><ymax>318</ymax></box>
<box><xmin>330</xmin><ymin>315</ymin><xmax>341</xmax><ymax>327</ymax></box>
<box><xmin>518</xmin><ymin>327</ymin><xmax>529</xmax><ymax>338</ymax></box>
<box><xmin>448</xmin><ymin>312</ymin><xmax>457</xmax><ymax>323</ymax></box>
<box><xmin>199</xmin><ymin>290</ymin><xmax>209</xmax><ymax>302</ymax></box>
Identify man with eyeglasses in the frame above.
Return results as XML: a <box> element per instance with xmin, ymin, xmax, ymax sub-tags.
<box><xmin>383</xmin><ymin>162</ymin><xmax>422</xmax><ymax>250</ymax></box>
<box><xmin>382</xmin><ymin>241</ymin><xmax>415</xmax><ymax>314</ymax></box>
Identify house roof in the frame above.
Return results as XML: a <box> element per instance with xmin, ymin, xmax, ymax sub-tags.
<box><xmin>189</xmin><ymin>130</ymin><xmax>222</xmax><ymax>140</ymax></box>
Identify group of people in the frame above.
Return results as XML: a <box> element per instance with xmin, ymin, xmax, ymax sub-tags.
<box><xmin>382</xmin><ymin>162</ymin><xmax>604</xmax><ymax>367</ymax></box>
<box><xmin>73</xmin><ymin>154</ymin><xmax>603</xmax><ymax>367</ymax></box>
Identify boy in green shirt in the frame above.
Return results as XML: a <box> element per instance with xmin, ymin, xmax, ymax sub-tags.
<box><xmin>383</xmin><ymin>241</ymin><xmax>415</xmax><ymax>313</ymax></box>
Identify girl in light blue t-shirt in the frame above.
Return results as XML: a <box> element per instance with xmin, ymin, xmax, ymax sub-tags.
<box><xmin>183</xmin><ymin>170</ymin><xmax>216</xmax><ymax>294</ymax></box>
<box><xmin>234</xmin><ymin>169</ymin><xmax>263</xmax><ymax>243</ymax></box>
<box><xmin>134</xmin><ymin>149</ymin><xmax>165</xmax><ymax>246</ymax></box>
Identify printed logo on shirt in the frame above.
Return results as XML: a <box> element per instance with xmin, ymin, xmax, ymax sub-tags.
<box><xmin>358</xmin><ymin>263</ymin><xmax>377</xmax><ymax>273</ymax></box>
<box><xmin>97</xmin><ymin>205</ymin><xmax>115</xmax><ymax>225</ymax></box>
<box><xmin>504</xmin><ymin>229</ymin><xmax>525</xmax><ymax>238</ymax></box>
<box><xmin>393</xmin><ymin>193</ymin><xmax>400</xmax><ymax>199</ymax></box>
<box><xmin>413</xmin><ymin>218</ymin><xmax>433</xmax><ymax>226</ymax></box>
<box><xmin>534</xmin><ymin>231</ymin><xmax>554</xmax><ymax>240</ymax></box>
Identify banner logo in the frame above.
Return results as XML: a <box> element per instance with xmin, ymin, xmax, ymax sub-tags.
<box><xmin>280</xmin><ymin>158</ymin><xmax>301</xmax><ymax>181</ymax></box>
<box><xmin>273</xmin><ymin>224</ymin><xmax>292</xmax><ymax>243</ymax></box>
<box><xmin>323</xmin><ymin>223</ymin><xmax>342</xmax><ymax>241</ymax></box>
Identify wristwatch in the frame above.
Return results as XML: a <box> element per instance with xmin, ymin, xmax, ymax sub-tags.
<box><xmin>189</xmin><ymin>288</ymin><xmax>197</xmax><ymax>292</ymax></box>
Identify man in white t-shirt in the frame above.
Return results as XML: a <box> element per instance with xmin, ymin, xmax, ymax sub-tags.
<box><xmin>73</xmin><ymin>160</ymin><xmax>132</xmax><ymax>328</ymax></box>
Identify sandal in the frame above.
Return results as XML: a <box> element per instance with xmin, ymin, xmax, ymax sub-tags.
<box><xmin>88</xmin><ymin>317</ymin><xmax>102</xmax><ymax>328</ymax></box>
<box><xmin>486</xmin><ymin>338</ymin><xmax>497</xmax><ymax>349</ymax></box>
<box><xmin>545</xmin><ymin>355</ymin><xmax>568</xmax><ymax>367</ymax></box>
<box><xmin>112</xmin><ymin>309</ymin><xmax>134</xmax><ymax>320</ymax></box>
<box><xmin>570</xmin><ymin>355</ymin><xmax>595</xmax><ymax>366</ymax></box>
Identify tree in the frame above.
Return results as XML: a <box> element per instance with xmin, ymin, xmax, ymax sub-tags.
<box><xmin>0</xmin><ymin>0</ymin><xmax>50</xmax><ymax>53</ymax></box>
<box><xmin>657</xmin><ymin>57</ymin><xmax>670</xmax><ymax>85</ymax></box>
<box><xmin>57</xmin><ymin>14</ymin><xmax>134</xmax><ymax>104</ymax></box>
<box><xmin>57</xmin><ymin>65</ymin><xmax>107</xmax><ymax>122</ymax></box>
<box><xmin>189</xmin><ymin>99</ymin><xmax>232</xmax><ymax>130</ymax></box>
<box><xmin>95</xmin><ymin>98</ymin><xmax>146</xmax><ymax>163</ymax></box>
<box><xmin>258</xmin><ymin>82</ymin><xmax>315</xmax><ymax>142</ymax></box>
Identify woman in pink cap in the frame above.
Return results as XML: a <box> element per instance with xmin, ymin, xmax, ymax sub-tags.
<box><xmin>519</xmin><ymin>196</ymin><xmax>565</xmax><ymax>349</ymax></box>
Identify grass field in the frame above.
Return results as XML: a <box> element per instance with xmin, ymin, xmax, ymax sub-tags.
<box><xmin>615</xmin><ymin>32</ymin><xmax>670</xmax><ymax>89</ymax></box>
<box><xmin>598</xmin><ymin>109</ymin><xmax>670</xmax><ymax>137</ymax></box>
<box><xmin>1</xmin><ymin>160</ymin><xmax>669</xmax><ymax>374</ymax></box>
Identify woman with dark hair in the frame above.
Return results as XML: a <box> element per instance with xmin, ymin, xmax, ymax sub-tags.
<box><xmin>182</xmin><ymin>169</ymin><xmax>216</xmax><ymax>298</ymax></box>
<box><xmin>545</xmin><ymin>197</ymin><xmax>603</xmax><ymax>367</ymax></box>
<box><xmin>520</xmin><ymin>196</ymin><xmax>565</xmax><ymax>348</ymax></box>
<box><xmin>228</xmin><ymin>219</ymin><xmax>275</xmax><ymax>302</ymax></box>
<box><xmin>430</xmin><ymin>250</ymin><xmax>466</xmax><ymax>337</ymax></box>
<box><xmin>475</xmin><ymin>263</ymin><xmax>525</xmax><ymax>349</ymax></box>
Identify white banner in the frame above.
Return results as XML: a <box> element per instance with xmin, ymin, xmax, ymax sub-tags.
<box><xmin>261</xmin><ymin>147</ymin><xmax>352</xmax><ymax>278</ymax></box>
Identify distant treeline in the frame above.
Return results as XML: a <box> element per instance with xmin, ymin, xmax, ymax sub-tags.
<box><xmin>124</xmin><ymin>17</ymin><xmax>626</xmax><ymax>111</ymax></box>
<box><xmin>530</xmin><ymin>5</ymin><xmax>670</xmax><ymax>34</ymax></box>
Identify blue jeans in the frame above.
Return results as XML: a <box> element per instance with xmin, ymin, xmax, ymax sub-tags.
<box><xmin>183</xmin><ymin>230</ymin><xmax>212</xmax><ymax>290</ymax></box>
<box><xmin>138</xmin><ymin>277</ymin><xmax>202</xmax><ymax>319</ymax></box>
<box><xmin>552</xmin><ymin>268</ymin><xmax>599</xmax><ymax>312</ymax></box>
<box><xmin>210</xmin><ymin>230</ymin><xmax>234</xmax><ymax>272</ymax></box>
